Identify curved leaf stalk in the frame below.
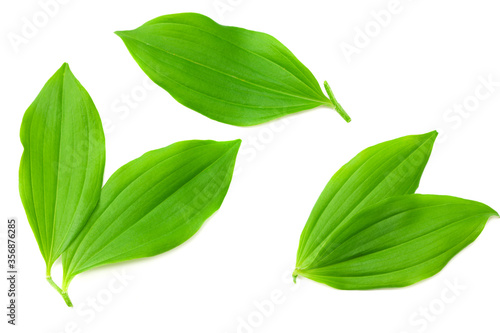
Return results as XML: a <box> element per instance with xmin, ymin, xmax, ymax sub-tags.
<box><xmin>324</xmin><ymin>81</ymin><xmax>351</xmax><ymax>123</ymax></box>
<box><xmin>46</xmin><ymin>267</ymin><xmax>73</xmax><ymax>307</ymax></box>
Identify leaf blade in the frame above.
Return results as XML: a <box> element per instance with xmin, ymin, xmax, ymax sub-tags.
<box><xmin>296</xmin><ymin>131</ymin><xmax>438</xmax><ymax>270</ymax></box>
<box><xmin>62</xmin><ymin>139</ymin><xmax>240</xmax><ymax>288</ymax></box>
<box><xmin>296</xmin><ymin>194</ymin><xmax>498</xmax><ymax>290</ymax></box>
<box><xmin>19</xmin><ymin>63</ymin><xmax>106</xmax><ymax>270</ymax></box>
<box><xmin>116</xmin><ymin>12</ymin><xmax>346</xmax><ymax>126</ymax></box>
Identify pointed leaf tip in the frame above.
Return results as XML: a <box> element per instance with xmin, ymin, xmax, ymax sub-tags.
<box><xmin>114</xmin><ymin>30</ymin><xmax>131</xmax><ymax>39</ymax></box>
<box><xmin>428</xmin><ymin>130</ymin><xmax>438</xmax><ymax>138</ymax></box>
<box><xmin>56</xmin><ymin>62</ymin><xmax>70</xmax><ymax>75</ymax></box>
<box><xmin>230</xmin><ymin>139</ymin><xmax>242</xmax><ymax>148</ymax></box>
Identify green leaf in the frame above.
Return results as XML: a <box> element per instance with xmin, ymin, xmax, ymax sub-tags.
<box><xmin>19</xmin><ymin>63</ymin><xmax>105</xmax><ymax>277</ymax></box>
<box><xmin>61</xmin><ymin>139</ymin><xmax>240</xmax><ymax>303</ymax></box>
<box><xmin>115</xmin><ymin>12</ymin><xmax>351</xmax><ymax>126</ymax></box>
<box><xmin>294</xmin><ymin>195</ymin><xmax>498</xmax><ymax>290</ymax></box>
<box><xmin>296</xmin><ymin>131</ymin><xmax>438</xmax><ymax>270</ymax></box>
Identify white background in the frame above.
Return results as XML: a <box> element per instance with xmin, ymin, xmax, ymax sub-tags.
<box><xmin>1</xmin><ymin>0</ymin><xmax>500</xmax><ymax>332</ymax></box>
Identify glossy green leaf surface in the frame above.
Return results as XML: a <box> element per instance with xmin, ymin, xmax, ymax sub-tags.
<box><xmin>19</xmin><ymin>63</ymin><xmax>105</xmax><ymax>274</ymax></box>
<box><xmin>62</xmin><ymin>139</ymin><xmax>240</xmax><ymax>293</ymax></box>
<box><xmin>294</xmin><ymin>195</ymin><xmax>498</xmax><ymax>290</ymax></box>
<box><xmin>115</xmin><ymin>12</ymin><xmax>351</xmax><ymax>126</ymax></box>
<box><xmin>296</xmin><ymin>131</ymin><xmax>438</xmax><ymax>270</ymax></box>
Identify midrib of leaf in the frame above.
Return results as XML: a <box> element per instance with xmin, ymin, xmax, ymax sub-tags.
<box><xmin>64</xmin><ymin>144</ymin><xmax>215</xmax><ymax>272</ymax></box>
<box><xmin>302</xmin><ymin>221</ymin><xmax>486</xmax><ymax>281</ymax></box>
<box><xmin>136</xmin><ymin>54</ymin><xmax>319</xmax><ymax>115</ymax></box>
<box><xmin>150</xmin><ymin>21</ymin><xmax>325</xmax><ymax>99</ymax></box>
<box><xmin>318</xmin><ymin>207</ymin><xmax>484</xmax><ymax>269</ymax></box>
<box><xmin>76</xmin><ymin>153</ymin><xmax>232</xmax><ymax>273</ymax></box>
<box><xmin>147</xmin><ymin>32</ymin><xmax>322</xmax><ymax>100</ymax></box>
<box><xmin>299</xmin><ymin>136</ymin><xmax>434</xmax><ymax>269</ymax></box>
<box><xmin>121</xmin><ymin>33</ymin><xmax>329</xmax><ymax>106</ymax></box>
<box><xmin>46</xmin><ymin>68</ymin><xmax>65</xmax><ymax>267</ymax></box>
<box><xmin>75</xmin><ymin>146</ymin><xmax>233</xmax><ymax>270</ymax></box>
<box><xmin>65</xmin><ymin>142</ymin><xmax>228</xmax><ymax>275</ymax></box>
<box><xmin>70</xmin><ymin>149</ymin><xmax>215</xmax><ymax>269</ymax></box>
<box><xmin>322</xmin><ymin>202</ymin><xmax>455</xmax><ymax>262</ymax></box>
<box><xmin>51</xmin><ymin>84</ymin><xmax>94</xmax><ymax>261</ymax></box>
<box><xmin>320</xmin><ymin>136</ymin><xmax>432</xmax><ymax>233</ymax></box>
<box><xmin>297</xmin><ymin>141</ymin><xmax>398</xmax><ymax>264</ymax></box>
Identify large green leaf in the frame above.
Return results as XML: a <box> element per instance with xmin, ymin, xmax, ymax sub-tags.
<box><xmin>115</xmin><ymin>12</ymin><xmax>351</xmax><ymax>126</ymax></box>
<box><xmin>19</xmin><ymin>63</ymin><xmax>105</xmax><ymax>276</ymax></box>
<box><xmin>296</xmin><ymin>131</ymin><xmax>438</xmax><ymax>270</ymax></box>
<box><xmin>294</xmin><ymin>195</ymin><xmax>498</xmax><ymax>290</ymax></box>
<box><xmin>61</xmin><ymin>139</ymin><xmax>240</xmax><ymax>305</ymax></box>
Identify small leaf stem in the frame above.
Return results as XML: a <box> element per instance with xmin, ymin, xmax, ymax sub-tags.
<box><xmin>292</xmin><ymin>269</ymin><xmax>299</xmax><ymax>283</ymax></box>
<box><xmin>46</xmin><ymin>267</ymin><xmax>73</xmax><ymax>307</ymax></box>
<box><xmin>324</xmin><ymin>81</ymin><xmax>351</xmax><ymax>123</ymax></box>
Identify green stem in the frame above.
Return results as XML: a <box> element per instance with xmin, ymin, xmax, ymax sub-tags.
<box><xmin>324</xmin><ymin>81</ymin><xmax>351</xmax><ymax>123</ymax></box>
<box><xmin>292</xmin><ymin>269</ymin><xmax>299</xmax><ymax>284</ymax></box>
<box><xmin>46</xmin><ymin>267</ymin><xmax>73</xmax><ymax>307</ymax></box>
<box><xmin>62</xmin><ymin>275</ymin><xmax>74</xmax><ymax>296</ymax></box>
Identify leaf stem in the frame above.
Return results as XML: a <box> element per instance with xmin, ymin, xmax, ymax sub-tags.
<box><xmin>292</xmin><ymin>269</ymin><xmax>299</xmax><ymax>284</ymax></box>
<box><xmin>46</xmin><ymin>267</ymin><xmax>73</xmax><ymax>307</ymax></box>
<box><xmin>324</xmin><ymin>81</ymin><xmax>351</xmax><ymax>123</ymax></box>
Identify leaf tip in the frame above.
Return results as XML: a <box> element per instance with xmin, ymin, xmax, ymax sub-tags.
<box><xmin>114</xmin><ymin>30</ymin><xmax>130</xmax><ymax>39</ymax></box>
<box><xmin>221</xmin><ymin>139</ymin><xmax>242</xmax><ymax>153</ymax></box>
<box><xmin>420</xmin><ymin>130</ymin><xmax>438</xmax><ymax>145</ymax></box>
<box><xmin>231</xmin><ymin>138</ymin><xmax>242</xmax><ymax>148</ymax></box>
<box><xmin>488</xmin><ymin>206</ymin><xmax>499</xmax><ymax>218</ymax></box>
<box><xmin>57</xmin><ymin>62</ymin><xmax>70</xmax><ymax>75</ymax></box>
<box><xmin>226</xmin><ymin>139</ymin><xmax>242</xmax><ymax>158</ymax></box>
